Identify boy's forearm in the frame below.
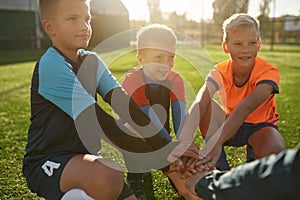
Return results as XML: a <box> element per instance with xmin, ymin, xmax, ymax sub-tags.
<box><xmin>140</xmin><ymin>105</ymin><xmax>172</xmax><ymax>141</ymax></box>
<box><xmin>219</xmin><ymin>101</ymin><xmax>253</xmax><ymax>143</ymax></box>
<box><xmin>221</xmin><ymin>84</ymin><xmax>274</xmax><ymax>142</ymax></box>
<box><xmin>178</xmin><ymin>85</ymin><xmax>212</xmax><ymax>142</ymax></box>
<box><xmin>104</xmin><ymin>87</ymin><xmax>173</xmax><ymax>145</ymax></box>
<box><xmin>178</xmin><ymin>101</ymin><xmax>200</xmax><ymax>142</ymax></box>
<box><xmin>105</xmin><ymin>87</ymin><xmax>153</xmax><ymax>128</ymax></box>
<box><xmin>171</xmin><ymin>100</ymin><xmax>186</xmax><ymax>138</ymax></box>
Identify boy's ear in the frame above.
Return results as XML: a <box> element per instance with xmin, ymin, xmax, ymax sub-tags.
<box><xmin>258</xmin><ymin>39</ymin><xmax>261</xmax><ymax>50</ymax></box>
<box><xmin>42</xmin><ymin>19</ymin><xmax>55</xmax><ymax>37</ymax></box>
<box><xmin>136</xmin><ymin>53</ymin><xmax>143</xmax><ymax>65</ymax></box>
<box><xmin>222</xmin><ymin>41</ymin><xmax>229</xmax><ymax>53</ymax></box>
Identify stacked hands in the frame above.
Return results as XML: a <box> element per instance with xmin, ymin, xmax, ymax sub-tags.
<box><xmin>168</xmin><ymin>140</ymin><xmax>221</xmax><ymax>179</ymax></box>
<box><xmin>124</xmin><ymin>121</ymin><xmax>221</xmax><ymax>178</ymax></box>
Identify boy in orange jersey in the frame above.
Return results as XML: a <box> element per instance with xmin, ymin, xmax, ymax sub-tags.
<box><xmin>178</xmin><ymin>13</ymin><xmax>286</xmax><ymax>169</ymax></box>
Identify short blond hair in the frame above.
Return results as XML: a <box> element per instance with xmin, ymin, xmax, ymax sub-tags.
<box><xmin>222</xmin><ymin>13</ymin><xmax>260</xmax><ymax>42</ymax></box>
<box><xmin>136</xmin><ymin>24</ymin><xmax>177</xmax><ymax>54</ymax></box>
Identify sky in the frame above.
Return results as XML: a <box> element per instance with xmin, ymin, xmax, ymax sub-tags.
<box><xmin>121</xmin><ymin>0</ymin><xmax>300</xmax><ymax>22</ymax></box>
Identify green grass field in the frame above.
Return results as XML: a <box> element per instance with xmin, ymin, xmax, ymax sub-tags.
<box><xmin>0</xmin><ymin>44</ymin><xmax>299</xmax><ymax>199</ymax></box>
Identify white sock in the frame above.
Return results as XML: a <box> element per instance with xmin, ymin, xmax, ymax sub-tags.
<box><xmin>61</xmin><ymin>189</ymin><xmax>94</xmax><ymax>200</ymax></box>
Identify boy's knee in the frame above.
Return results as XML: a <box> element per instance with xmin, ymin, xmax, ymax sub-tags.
<box><xmin>268</xmin><ymin>143</ymin><xmax>286</xmax><ymax>158</ymax></box>
<box><xmin>250</xmin><ymin>128</ymin><xmax>286</xmax><ymax>159</ymax></box>
<box><xmin>273</xmin><ymin>140</ymin><xmax>286</xmax><ymax>153</ymax></box>
<box><xmin>254</xmin><ymin>141</ymin><xmax>286</xmax><ymax>159</ymax></box>
<box><xmin>86</xmin><ymin>169</ymin><xmax>124</xmax><ymax>199</ymax></box>
<box><xmin>100</xmin><ymin>169</ymin><xmax>124</xmax><ymax>192</ymax></box>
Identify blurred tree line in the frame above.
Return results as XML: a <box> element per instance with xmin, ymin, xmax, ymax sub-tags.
<box><xmin>131</xmin><ymin>0</ymin><xmax>300</xmax><ymax>45</ymax></box>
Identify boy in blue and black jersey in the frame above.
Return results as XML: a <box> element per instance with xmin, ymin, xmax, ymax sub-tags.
<box><xmin>22</xmin><ymin>0</ymin><xmax>200</xmax><ymax>199</ymax></box>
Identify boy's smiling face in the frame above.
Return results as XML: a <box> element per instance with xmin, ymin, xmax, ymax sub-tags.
<box><xmin>137</xmin><ymin>48</ymin><xmax>175</xmax><ymax>82</ymax></box>
<box><xmin>222</xmin><ymin>27</ymin><xmax>260</xmax><ymax>70</ymax></box>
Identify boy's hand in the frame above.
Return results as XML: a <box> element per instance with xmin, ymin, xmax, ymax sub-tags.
<box><xmin>167</xmin><ymin>141</ymin><xmax>200</xmax><ymax>164</ymax></box>
<box><xmin>168</xmin><ymin>157</ymin><xmax>198</xmax><ymax>179</ymax></box>
<box><xmin>197</xmin><ymin>131</ymin><xmax>223</xmax><ymax>168</ymax></box>
<box><xmin>167</xmin><ymin>141</ymin><xmax>207</xmax><ymax>179</ymax></box>
<box><xmin>174</xmin><ymin>157</ymin><xmax>212</xmax><ymax>179</ymax></box>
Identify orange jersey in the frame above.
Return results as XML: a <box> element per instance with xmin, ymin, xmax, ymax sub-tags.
<box><xmin>207</xmin><ymin>57</ymin><xmax>279</xmax><ymax>125</ymax></box>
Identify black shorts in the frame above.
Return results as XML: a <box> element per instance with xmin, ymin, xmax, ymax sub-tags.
<box><xmin>225</xmin><ymin>122</ymin><xmax>278</xmax><ymax>147</ymax></box>
<box><xmin>23</xmin><ymin>154</ymin><xmax>76</xmax><ymax>200</ymax></box>
<box><xmin>23</xmin><ymin>153</ymin><xmax>134</xmax><ymax>200</ymax></box>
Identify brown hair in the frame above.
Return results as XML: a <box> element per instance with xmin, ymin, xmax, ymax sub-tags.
<box><xmin>37</xmin><ymin>0</ymin><xmax>91</xmax><ymax>20</ymax></box>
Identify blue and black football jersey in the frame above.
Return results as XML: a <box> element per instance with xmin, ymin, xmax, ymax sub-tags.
<box><xmin>23</xmin><ymin>47</ymin><xmax>120</xmax><ymax>164</ymax></box>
